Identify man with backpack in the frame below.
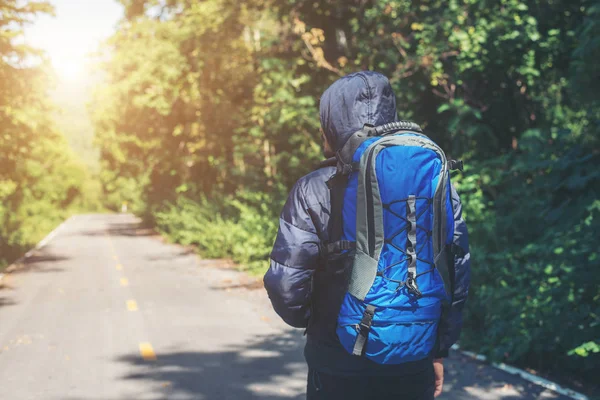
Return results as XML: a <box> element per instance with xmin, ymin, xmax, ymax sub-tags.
<box><xmin>264</xmin><ymin>71</ymin><xmax>471</xmax><ymax>400</ymax></box>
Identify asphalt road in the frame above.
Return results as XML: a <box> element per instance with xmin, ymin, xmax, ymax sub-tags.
<box><xmin>0</xmin><ymin>214</ymin><xmax>572</xmax><ymax>400</ymax></box>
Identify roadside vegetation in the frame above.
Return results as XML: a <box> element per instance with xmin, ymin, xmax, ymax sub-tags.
<box><xmin>0</xmin><ymin>2</ymin><xmax>102</xmax><ymax>269</ymax></box>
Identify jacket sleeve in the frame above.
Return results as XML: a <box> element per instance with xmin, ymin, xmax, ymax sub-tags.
<box><xmin>435</xmin><ymin>184</ymin><xmax>471</xmax><ymax>358</ymax></box>
<box><xmin>263</xmin><ymin>179</ymin><xmax>320</xmax><ymax>328</ymax></box>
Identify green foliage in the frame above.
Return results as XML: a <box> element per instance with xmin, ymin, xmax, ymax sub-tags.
<box><xmin>94</xmin><ymin>0</ymin><xmax>599</xmax><ymax>385</ymax></box>
<box><xmin>459</xmin><ymin>129</ymin><xmax>600</xmax><ymax>381</ymax></box>
<box><xmin>0</xmin><ymin>1</ymin><xmax>100</xmax><ymax>268</ymax></box>
<box><xmin>228</xmin><ymin>192</ymin><xmax>282</xmax><ymax>272</ymax></box>
<box><xmin>155</xmin><ymin>192</ymin><xmax>280</xmax><ymax>274</ymax></box>
<box><xmin>155</xmin><ymin>197</ymin><xmax>236</xmax><ymax>257</ymax></box>
<box><xmin>569</xmin><ymin>341</ymin><xmax>600</xmax><ymax>357</ymax></box>
<box><xmin>570</xmin><ymin>3</ymin><xmax>600</xmax><ymax>107</ymax></box>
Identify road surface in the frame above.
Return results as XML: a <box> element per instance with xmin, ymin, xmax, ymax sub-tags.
<box><xmin>0</xmin><ymin>214</ymin><xmax>571</xmax><ymax>400</ymax></box>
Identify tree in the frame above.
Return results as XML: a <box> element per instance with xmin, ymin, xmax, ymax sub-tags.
<box><xmin>0</xmin><ymin>0</ymin><xmax>91</xmax><ymax>265</ymax></box>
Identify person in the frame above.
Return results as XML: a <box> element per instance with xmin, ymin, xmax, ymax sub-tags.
<box><xmin>264</xmin><ymin>71</ymin><xmax>470</xmax><ymax>400</ymax></box>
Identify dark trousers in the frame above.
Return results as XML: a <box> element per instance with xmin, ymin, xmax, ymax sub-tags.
<box><xmin>306</xmin><ymin>364</ymin><xmax>435</xmax><ymax>400</ymax></box>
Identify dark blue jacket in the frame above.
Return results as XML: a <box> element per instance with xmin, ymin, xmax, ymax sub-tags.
<box><xmin>264</xmin><ymin>71</ymin><xmax>470</xmax><ymax>373</ymax></box>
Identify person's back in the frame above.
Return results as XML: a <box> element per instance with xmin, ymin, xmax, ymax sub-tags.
<box><xmin>264</xmin><ymin>71</ymin><xmax>471</xmax><ymax>400</ymax></box>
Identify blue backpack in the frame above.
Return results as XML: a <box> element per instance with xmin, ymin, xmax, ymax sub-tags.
<box><xmin>308</xmin><ymin>121</ymin><xmax>462</xmax><ymax>364</ymax></box>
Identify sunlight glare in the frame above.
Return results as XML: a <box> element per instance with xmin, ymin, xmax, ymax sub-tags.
<box><xmin>53</xmin><ymin>57</ymin><xmax>87</xmax><ymax>83</ymax></box>
<box><xmin>23</xmin><ymin>0</ymin><xmax>122</xmax><ymax>85</ymax></box>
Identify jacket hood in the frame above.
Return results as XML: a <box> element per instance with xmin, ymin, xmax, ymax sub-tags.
<box><xmin>319</xmin><ymin>71</ymin><xmax>398</xmax><ymax>152</ymax></box>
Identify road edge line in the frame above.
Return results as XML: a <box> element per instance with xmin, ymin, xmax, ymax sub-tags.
<box><xmin>0</xmin><ymin>215</ymin><xmax>76</xmax><ymax>283</ymax></box>
<box><xmin>451</xmin><ymin>344</ymin><xmax>588</xmax><ymax>400</ymax></box>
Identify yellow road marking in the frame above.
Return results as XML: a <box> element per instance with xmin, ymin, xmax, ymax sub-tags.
<box><xmin>139</xmin><ymin>342</ymin><xmax>157</xmax><ymax>361</ymax></box>
<box><xmin>120</xmin><ymin>278</ymin><xmax>129</xmax><ymax>287</ymax></box>
<box><xmin>116</xmin><ymin>263</ymin><xmax>123</xmax><ymax>271</ymax></box>
<box><xmin>127</xmin><ymin>300</ymin><xmax>138</xmax><ymax>311</ymax></box>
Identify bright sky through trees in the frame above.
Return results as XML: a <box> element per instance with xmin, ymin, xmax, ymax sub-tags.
<box><xmin>20</xmin><ymin>0</ymin><xmax>123</xmax><ymax>168</ymax></box>
<box><xmin>24</xmin><ymin>0</ymin><xmax>122</xmax><ymax>83</ymax></box>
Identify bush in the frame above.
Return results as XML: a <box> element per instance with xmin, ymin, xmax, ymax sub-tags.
<box><xmin>459</xmin><ymin>129</ymin><xmax>600</xmax><ymax>383</ymax></box>
<box><xmin>154</xmin><ymin>192</ymin><xmax>281</xmax><ymax>275</ymax></box>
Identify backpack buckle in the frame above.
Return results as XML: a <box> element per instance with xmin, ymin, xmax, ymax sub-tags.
<box><xmin>358</xmin><ymin>321</ymin><xmax>371</xmax><ymax>334</ymax></box>
<box><xmin>449</xmin><ymin>159</ymin><xmax>464</xmax><ymax>171</ymax></box>
<box><xmin>362</xmin><ymin>123</ymin><xmax>377</xmax><ymax>137</ymax></box>
<box><xmin>405</xmin><ymin>273</ymin><xmax>422</xmax><ymax>298</ymax></box>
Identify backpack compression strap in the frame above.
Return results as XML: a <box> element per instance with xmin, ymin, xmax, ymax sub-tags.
<box><xmin>352</xmin><ymin>304</ymin><xmax>376</xmax><ymax>356</ymax></box>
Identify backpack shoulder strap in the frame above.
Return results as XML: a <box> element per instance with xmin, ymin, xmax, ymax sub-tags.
<box><xmin>335</xmin><ymin>126</ymin><xmax>375</xmax><ymax>175</ymax></box>
<box><xmin>326</xmin><ymin>173</ymin><xmax>347</xmax><ymax>242</ymax></box>
<box><xmin>325</xmin><ymin>126</ymin><xmax>374</xmax><ymax>244</ymax></box>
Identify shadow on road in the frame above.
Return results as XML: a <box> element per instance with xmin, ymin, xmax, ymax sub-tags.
<box><xmin>115</xmin><ymin>331</ymin><xmax>306</xmax><ymax>400</ymax></box>
<box><xmin>79</xmin><ymin>221</ymin><xmax>157</xmax><ymax>238</ymax></box>
<box><xmin>111</xmin><ymin>328</ymin><xmax>564</xmax><ymax>400</ymax></box>
<box><xmin>211</xmin><ymin>279</ymin><xmax>264</xmax><ymax>291</ymax></box>
<box><xmin>56</xmin><ymin>331</ymin><xmax>566</xmax><ymax>400</ymax></box>
<box><xmin>145</xmin><ymin>248</ymin><xmax>197</xmax><ymax>261</ymax></box>
<box><xmin>0</xmin><ymin>297</ymin><xmax>16</xmax><ymax>308</ymax></box>
<box><xmin>440</xmin><ymin>353</ymin><xmax>564</xmax><ymax>400</ymax></box>
<box><xmin>8</xmin><ymin>252</ymin><xmax>68</xmax><ymax>275</ymax></box>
